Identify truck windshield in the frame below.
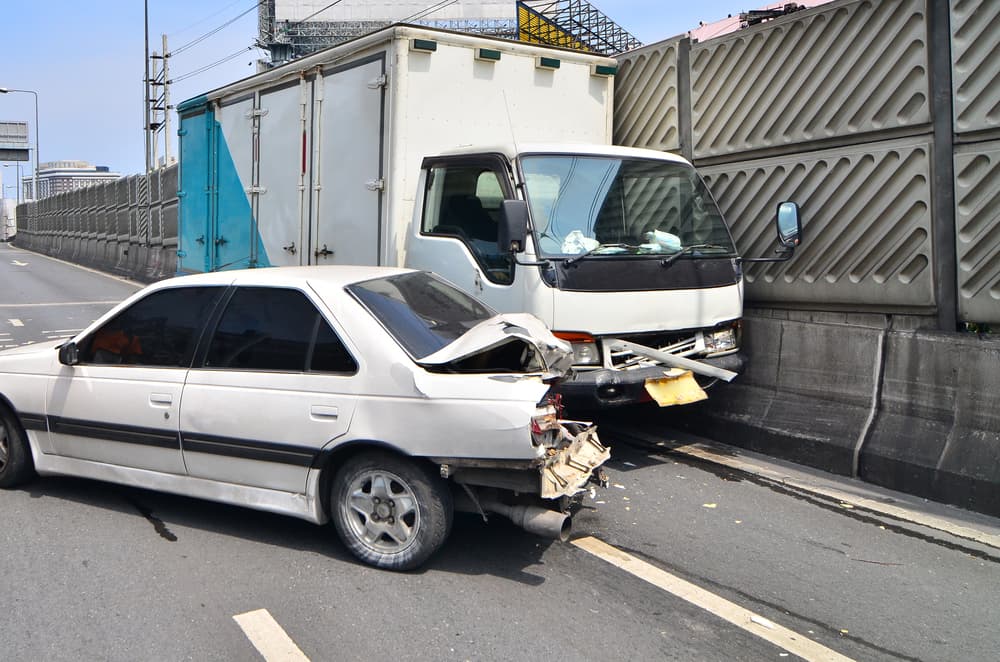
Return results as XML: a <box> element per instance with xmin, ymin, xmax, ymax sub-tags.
<box><xmin>520</xmin><ymin>155</ymin><xmax>736</xmax><ymax>259</ymax></box>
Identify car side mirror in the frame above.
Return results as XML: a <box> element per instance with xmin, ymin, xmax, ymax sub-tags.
<box><xmin>776</xmin><ymin>201</ymin><xmax>802</xmax><ymax>247</ymax></box>
<box><xmin>58</xmin><ymin>342</ymin><xmax>79</xmax><ymax>366</ymax></box>
<box><xmin>499</xmin><ymin>200</ymin><xmax>529</xmax><ymax>254</ymax></box>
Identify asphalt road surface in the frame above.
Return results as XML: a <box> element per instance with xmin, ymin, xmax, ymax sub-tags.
<box><xmin>2</xmin><ymin>243</ymin><xmax>998</xmax><ymax>661</ymax></box>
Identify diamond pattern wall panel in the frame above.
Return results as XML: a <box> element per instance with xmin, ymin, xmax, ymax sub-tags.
<box><xmin>951</xmin><ymin>0</ymin><xmax>1000</xmax><ymax>135</ymax></box>
<box><xmin>613</xmin><ymin>39</ymin><xmax>681</xmax><ymax>152</ymax></box>
<box><xmin>700</xmin><ymin>137</ymin><xmax>935</xmax><ymax>308</ymax></box>
<box><xmin>954</xmin><ymin>141</ymin><xmax>1000</xmax><ymax>323</ymax></box>
<box><xmin>690</xmin><ymin>0</ymin><xmax>930</xmax><ymax>160</ymax></box>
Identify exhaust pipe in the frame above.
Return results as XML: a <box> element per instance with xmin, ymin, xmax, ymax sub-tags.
<box><xmin>481</xmin><ymin>501</ymin><xmax>571</xmax><ymax>541</ymax></box>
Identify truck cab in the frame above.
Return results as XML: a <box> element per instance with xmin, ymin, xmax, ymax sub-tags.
<box><xmin>406</xmin><ymin>143</ymin><xmax>800</xmax><ymax>409</ymax></box>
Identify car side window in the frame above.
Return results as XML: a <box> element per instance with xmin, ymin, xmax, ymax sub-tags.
<box><xmin>79</xmin><ymin>286</ymin><xmax>225</xmax><ymax>368</ymax></box>
<box><xmin>421</xmin><ymin>162</ymin><xmax>514</xmax><ymax>285</ymax></box>
<box><xmin>205</xmin><ymin>287</ymin><xmax>357</xmax><ymax>373</ymax></box>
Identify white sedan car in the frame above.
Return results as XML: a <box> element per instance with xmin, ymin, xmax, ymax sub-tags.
<box><xmin>0</xmin><ymin>266</ymin><xmax>608</xmax><ymax>570</ymax></box>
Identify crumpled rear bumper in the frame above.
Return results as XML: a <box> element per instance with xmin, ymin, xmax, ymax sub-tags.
<box><xmin>540</xmin><ymin>425</ymin><xmax>610</xmax><ymax>499</ymax></box>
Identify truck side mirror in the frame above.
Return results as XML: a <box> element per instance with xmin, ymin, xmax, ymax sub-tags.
<box><xmin>58</xmin><ymin>341</ymin><xmax>79</xmax><ymax>366</ymax></box>
<box><xmin>776</xmin><ymin>201</ymin><xmax>802</xmax><ymax>247</ymax></box>
<box><xmin>499</xmin><ymin>200</ymin><xmax>529</xmax><ymax>254</ymax></box>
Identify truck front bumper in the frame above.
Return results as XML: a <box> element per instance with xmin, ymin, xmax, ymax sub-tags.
<box><xmin>551</xmin><ymin>351</ymin><xmax>746</xmax><ymax>410</ymax></box>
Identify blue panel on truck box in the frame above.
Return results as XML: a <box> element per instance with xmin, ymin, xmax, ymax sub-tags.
<box><xmin>178</xmin><ymin>109</ymin><xmax>213</xmax><ymax>273</ymax></box>
<box><xmin>177</xmin><ymin>108</ymin><xmax>269</xmax><ymax>273</ymax></box>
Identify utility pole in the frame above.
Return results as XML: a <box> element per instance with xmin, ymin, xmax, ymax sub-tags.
<box><xmin>144</xmin><ymin>0</ymin><xmax>152</xmax><ymax>173</ymax></box>
<box><xmin>163</xmin><ymin>33</ymin><xmax>172</xmax><ymax>165</ymax></box>
<box><xmin>147</xmin><ymin>35</ymin><xmax>170</xmax><ymax>168</ymax></box>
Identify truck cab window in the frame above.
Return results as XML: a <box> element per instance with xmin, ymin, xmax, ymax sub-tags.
<box><xmin>422</xmin><ymin>163</ymin><xmax>514</xmax><ymax>285</ymax></box>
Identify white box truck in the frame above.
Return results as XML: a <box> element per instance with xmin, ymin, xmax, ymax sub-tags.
<box><xmin>1</xmin><ymin>199</ymin><xmax>16</xmax><ymax>242</ymax></box>
<box><xmin>176</xmin><ymin>25</ymin><xmax>801</xmax><ymax>409</ymax></box>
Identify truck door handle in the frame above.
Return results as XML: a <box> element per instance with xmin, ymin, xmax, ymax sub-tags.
<box><xmin>314</xmin><ymin>244</ymin><xmax>334</xmax><ymax>258</ymax></box>
<box><xmin>149</xmin><ymin>393</ymin><xmax>173</xmax><ymax>407</ymax></box>
<box><xmin>310</xmin><ymin>405</ymin><xmax>339</xmax><ymax>420</ymax></box>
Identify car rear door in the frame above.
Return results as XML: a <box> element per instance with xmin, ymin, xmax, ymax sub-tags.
<box><xmin>46</xmin><ymin>286</ymin><xmax>225</xmax><ymax>474</ymax></box>
<box><xmin>179</xmin><ymin>286</ymin><xmax>359</xmax><ymax>494</ymax></box>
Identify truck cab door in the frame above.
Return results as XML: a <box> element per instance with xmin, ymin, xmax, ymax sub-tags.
<box><xmin>405</xmin><ymin>157</ymin><xmax>524</xmax><ymax>313</ymax></box>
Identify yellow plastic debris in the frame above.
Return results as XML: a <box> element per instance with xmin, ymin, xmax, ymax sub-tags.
<box><xmin>644</xmin><ymin>369</ymin><xmax>708</xmax><ymax>407</ymax></box>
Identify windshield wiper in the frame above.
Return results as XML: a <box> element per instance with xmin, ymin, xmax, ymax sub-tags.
<box><xmin>659</xmin><ymin>243</ymin><xmax>731</xmax><ymax>268</ymax></box>
<box><xmin>564</xmin><ymin>243</ymin><xmax>636</xmax><ymax>266</ymax></box>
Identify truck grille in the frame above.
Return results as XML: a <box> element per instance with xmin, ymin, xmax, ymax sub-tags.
<box><xmin>607</xmin><ymin>331</ymin><xmax>701</xmax><ymax>370</ymax></box>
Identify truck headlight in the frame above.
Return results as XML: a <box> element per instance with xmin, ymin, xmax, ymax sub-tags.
<box><xmin>704</xmin><ymin>323</ymin><xmax>739</xmax><ymax>355</ymax></box>
<box><xmin>553</xmin><ymin>331</ymin><xmax>602</xmax><ymax>366</ymax></box>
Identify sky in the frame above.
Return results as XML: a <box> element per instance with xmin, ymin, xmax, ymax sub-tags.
<box><xmin>1</xmin><ymin>0</ymin><xmax>751</xmax><ymax>189</ymax></box>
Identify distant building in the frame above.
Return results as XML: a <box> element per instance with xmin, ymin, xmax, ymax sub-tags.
<box><xmin>258</xmin><ymin>0</ymin><xmax>641</xmax><ymax>65</ymax></box>
<box><xmin>31</xmin><ymin>160</ymin><xmax>121</xmax><ymax>200</ymax></box>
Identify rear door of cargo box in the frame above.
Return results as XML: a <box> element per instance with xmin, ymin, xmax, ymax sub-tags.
<box><xmin>310</xmin><ymin>54</ymin><xmax>386</xmax><ymax>266</ymax></box>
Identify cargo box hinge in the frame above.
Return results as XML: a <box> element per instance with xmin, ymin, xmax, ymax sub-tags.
<box><xmin>366</xmin><ymin>179</ymin><xmax>385</xmax><ymax>192</ymax></box>
<box><xmin>368</xmin><ymin>74</ymin><xmax>388</xmax><ymax>89</ymax></box>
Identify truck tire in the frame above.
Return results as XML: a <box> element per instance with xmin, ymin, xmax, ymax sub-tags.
<box><xmin>331</xmin><ymin>451</ymin><xmax>452</xmax><ymax>571</ymax></box>
<box><xmin>0</xmin><ymin>404</ymin><xmax>36</xmax><ymax>488</ymax></box>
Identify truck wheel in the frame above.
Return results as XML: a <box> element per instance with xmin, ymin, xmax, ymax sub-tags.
<box><xmin>331</xmin><ymin>451</ymin><xmax>452</xmax><ymax>571</ymax></box>
<box><xmin>0</xmin><ymin>405</ymin><xmax>36</xmax><ymax>488</ymax></box>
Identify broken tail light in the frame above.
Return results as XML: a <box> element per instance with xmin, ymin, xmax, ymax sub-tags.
<box><xmin>531</xmin><ymin>394</ymin><xmax>564</xmax><ymax>446</ymax></box>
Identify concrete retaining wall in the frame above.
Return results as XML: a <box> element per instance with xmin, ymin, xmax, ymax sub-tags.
<box><xmin>665</xmin><ymin>314</ymin><xmax>1000</xmax><ymax>517</ymax></box>
<box><xmin>13</xmin><ymin>166</ymin><xmax>178</xmax><ymax>284</ymax></box>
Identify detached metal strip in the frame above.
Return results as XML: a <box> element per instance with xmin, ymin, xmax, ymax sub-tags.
<box><xmin>609</xmin><ymin>339</ymin><xmax>738</xmax><ymax>381</ymax></box>
<box><xmin>573</xmin><ymin>536</ymin><xmax>854</xmax><ymax>662</ymax></box>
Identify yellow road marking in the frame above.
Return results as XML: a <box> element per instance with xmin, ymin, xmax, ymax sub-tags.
<box><xmin>572</xmin><ymin>536</ymin><xmax>854</xmax><ymax>662</ymax></box>
<box><xmin>233</xmin><ymin>609</ymin><xmax>310</xmax><ymax>662</ymax></box>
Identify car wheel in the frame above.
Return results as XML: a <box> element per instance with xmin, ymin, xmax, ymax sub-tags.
<box><xmin>331</xmin><ymin>451</ymin><xmax>453</xmax><ymax>571</ymax></box>
<box><xmin>0</xmin><ymin>405</ymin><xmax>36</xmax><ymax>488</ymax></box>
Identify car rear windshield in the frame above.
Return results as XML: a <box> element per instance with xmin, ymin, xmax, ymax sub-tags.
<box><xmin>347</xmin><ymin>272</ymin><xmax>496</xmax><ymax>360</ymax></box>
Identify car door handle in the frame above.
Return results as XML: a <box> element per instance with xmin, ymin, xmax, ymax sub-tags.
<box><xmin>149</xmin><ymin>393</ymin><xmax>173</xmax><ymax>407</ymax></box>
<box><xmin>310</xmin><ymin>405</ymin><xmax>339</xmax><ymax>420</ymax></box>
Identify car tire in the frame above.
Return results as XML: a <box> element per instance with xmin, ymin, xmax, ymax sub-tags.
<box><xmin>0</xmin><ymin>404</ymin><xmax>36</xmax><ymax>488</ymax></box>
<box><xmin>331</xmin><ymin>451</ymin><xmax>453</xmax><ymax>571</ymax></box>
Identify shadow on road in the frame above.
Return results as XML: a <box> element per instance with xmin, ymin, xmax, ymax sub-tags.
<box><xmin>19</xmin><ymin>474</ymin><xmax>557</xmax><ymax>583</ymax></box>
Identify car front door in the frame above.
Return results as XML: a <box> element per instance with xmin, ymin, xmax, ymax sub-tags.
<box><xmin>46</xmin><ymin>286</ymin><xmax>226</xmax><ymax>474</ymax></box>
<box><xmin>180</xmin><ymin>286</ymin><xmax>358</xmax><ymax>494</ymax></box>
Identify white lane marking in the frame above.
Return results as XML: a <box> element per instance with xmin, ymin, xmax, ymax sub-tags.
<box><xmin>8</xmin><ymin>319</ymin><xmax>24</xmax><ymax>327</ymax></box>
<box><xmin>43</xmin><ymin>329</ymin><xmax>83</xmax><ymax>334</ymax></box>
<box><xmin>233</xmin><ymin>609</ymin><xmax>310</xmax><ymax>662</ymax></box>
<box><xmin>12</xmin><ymin>259</ymin><xmax>28</xmax><ymax>266</ymax></box>
<box><xmin>5</xmin><ymin>246</ymin><xmax>141</xmax><ymax>287</ymax></box>
<box><xmin>0</xmin><ymin>300</ymin><xmax>122</xmax><ymax>308</ymax></box>
<box><xmin>573</xmin><ymin>536</ymin><xmax>854</xmax><ymax>662</ymax></box>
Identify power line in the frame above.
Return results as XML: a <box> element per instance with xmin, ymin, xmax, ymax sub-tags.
<box><xmin>402</xmin><ymin>0</ymin><xmax>461</xmax><ymax>23</ymax></box>
<box><xmin>168</xmin><ymin>0</ymin><xmax>249</xmax><ymax>38</ymax></box>
<box><xmin>170</xmin><ymin>45</ymin><xmax>254</xmax><ymax>83</ymax></box>
<box><xmin>170</xmin><ymin>0</ymin><xmax>264</xmax><ymax>57</ymax></box>
<box><xmin>287</xmin><ymin>0</ymin><xmax>347</xmax><ymax>28</ymax></box>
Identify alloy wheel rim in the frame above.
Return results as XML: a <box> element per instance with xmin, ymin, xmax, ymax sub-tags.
<box><xmin>341</xmin><ymin>469</ymin><xmax>420</xmax><ymax>555</ymax></box>
<box><xmin>0</xmin><ymin>423</ymin><xmax>8</xmax><ymax>470</ymax></box>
